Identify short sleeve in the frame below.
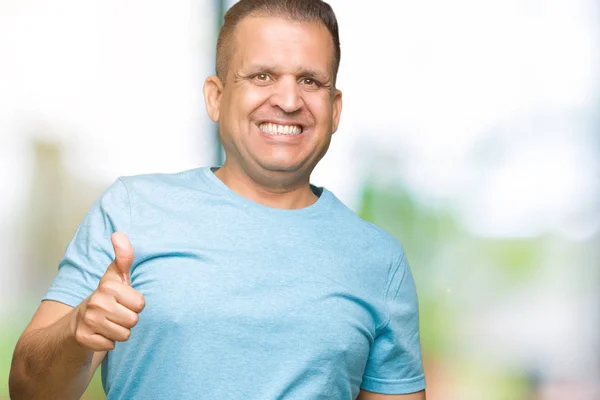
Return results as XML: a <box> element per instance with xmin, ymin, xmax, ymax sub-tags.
<box><xmin>42</xmin><ymin>178</ymin><xmax>131</xmax><ymax>308</ymax></box>
<box><xmin>360</xmin><ymin>252</ymin><xmax>426</xmax><ymax>394</ymax></box>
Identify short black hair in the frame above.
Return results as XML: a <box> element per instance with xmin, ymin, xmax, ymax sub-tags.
<box><xmin>216</xmin><ymin>0</ymin><xmax>341</xmax><ymax>84</ymax></box>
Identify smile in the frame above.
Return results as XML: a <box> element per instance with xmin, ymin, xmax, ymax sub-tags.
<box><xmin>258</xmin><ymin>122</ymin><xmax>303</xmax><ymax>136</ymax></box>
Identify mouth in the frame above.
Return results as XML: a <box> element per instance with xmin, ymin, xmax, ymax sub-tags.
<box><xmin>257</xmin><ymin>122</ymin><xmax>304</xmax><ymax>136</ymax></box>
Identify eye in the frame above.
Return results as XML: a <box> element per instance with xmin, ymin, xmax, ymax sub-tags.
<box><xmin>254</xmin><ymin>73</ymin><xmax>271</xmax><ymax>82</ymax></box>
<box><xmin>300</xmin><ymin>77</ymin><xmax>323</xmax><ymax>89</ymax></box>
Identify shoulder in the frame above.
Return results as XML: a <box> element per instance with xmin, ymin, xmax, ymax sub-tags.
<box><xmin>95</xmin><ymin>168</ymin><xmax>209</xmax><ymax>218</ymax></box>
<box><xmin>324</xmin><ymin>190</ymin><xmax>407</xmax><ymax>269</ymax></box>
<box><xmin>117</xmin><ymin>167</ymin><xmax>204</xmax><ymax>192</ymax></box>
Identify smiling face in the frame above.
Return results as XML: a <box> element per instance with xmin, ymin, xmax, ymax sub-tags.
<box><xmin>204</xmin><ymin>15</ymin><xmax>342</xmax><ymax>188</ymax></box>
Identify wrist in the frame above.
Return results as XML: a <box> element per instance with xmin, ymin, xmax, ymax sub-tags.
<box><xmin>64</xmin><ymin>305</ymin><xmax>92</xmax><ymax>358</ymax></box>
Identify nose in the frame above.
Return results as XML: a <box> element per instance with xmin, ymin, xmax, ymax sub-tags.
<box><xmin>268</xmin><ymin>76</ymin><xmax>304</xmax><ymax>113</ymax></box>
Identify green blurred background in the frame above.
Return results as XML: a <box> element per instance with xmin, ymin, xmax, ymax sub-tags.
<box><xmin>1</xmin><ymin>0</ymin><xmax>599</xmax><ymax>399</ymax></box>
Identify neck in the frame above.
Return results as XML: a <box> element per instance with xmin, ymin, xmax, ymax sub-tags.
<box><xmin>213</xmin><ymin>163</ymin><xmax>318</xmax><ymax>210</ymax></box>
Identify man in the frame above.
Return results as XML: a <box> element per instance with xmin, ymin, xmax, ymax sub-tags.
<box><xmin>9</xmin><ymin>0</ymin><xmax>426</xmax><ymax>399</ymax></box>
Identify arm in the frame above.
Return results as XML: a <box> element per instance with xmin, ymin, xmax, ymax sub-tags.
<box><xmin>9</xmin><ymin>301</ymin><xmax>107</xmax><ymax>400</ymax></box>
<box><xmin>9</xmin><ymin>232</ymin><xmax>144</xmax><ymax>400</ymax></box>
<box><xmin>360</xmin><ymin>250</ymin><xmax>426</xmax><ymax>396</ymax></box>
<box><xmin>358</xmin><ymin>389</ymin><xmax>426</xmax><ymax>400</ymax></box>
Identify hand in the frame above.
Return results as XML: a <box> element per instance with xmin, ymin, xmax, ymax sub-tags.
<box><xmin>72</xmin><ymin>232</ymin><xmax>145</xmax><ymax>351</ymax></box>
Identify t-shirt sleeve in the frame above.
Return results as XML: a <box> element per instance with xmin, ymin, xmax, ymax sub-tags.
<box><xmin>42</xmin><ymin>178</ymin><xmax>131</xmax><ymax>308</ymax></box>
<box><xmin>360</xmin><ymin>251</ymin><xmax>426</xmax><ymax>394</ymax></box>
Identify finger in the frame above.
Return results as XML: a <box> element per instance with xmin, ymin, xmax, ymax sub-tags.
<box><xmin>106</xmin><ymin>302</ymin><xmax>140</xmax><ymax>329</ymax></box>
<box><xmin>83</xmin><ymin>334</ymin><xmax>117</xmax><ymax>352</ymax></box>
<box><xmin>94</xmin><ymin>318</ymin><xmax>132</xmax><ymax>343</ymax></box>
<box><xmin>110</xmin><ymin>232</ymin><xmax>134</xmax><ymax>284</ymax></box>
<box><xmin>96</xmin><ymin>280</ymin><xmax>145</xmax><ymax>313</ymax></box>
<box><xmin>113</xmin><ymin>285</ymin><xmax>146</xmax><ymax>314</ymax></box>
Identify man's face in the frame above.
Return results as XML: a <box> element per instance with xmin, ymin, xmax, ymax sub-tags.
<box><xmin>205</xmin><ymin>15</ymin><xmax>342</xmax><ymax>183</ymax></box>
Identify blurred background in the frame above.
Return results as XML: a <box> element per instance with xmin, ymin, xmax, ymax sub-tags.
<box><xmin>1</xmin><ymin>0</ymin><xmax>599</xmax><ymax>399</ymax></box>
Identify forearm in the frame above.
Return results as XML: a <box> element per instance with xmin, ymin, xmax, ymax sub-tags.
<box><xmin>9</xmin><ymin>309</ymin><xmax>94</xmax><ymax>400</ymax></box>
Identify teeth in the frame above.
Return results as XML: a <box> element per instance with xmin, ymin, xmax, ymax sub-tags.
<box><xmin>259</xmin><ymin>123</ymin><xmax>302</xmax><ymax>135</ymax></box>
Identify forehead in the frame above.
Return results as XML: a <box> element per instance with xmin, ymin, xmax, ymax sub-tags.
<box><xmin>231</xmin><ymin>15</ymin><xmax>334</xmax><ymax>76</ymax></box>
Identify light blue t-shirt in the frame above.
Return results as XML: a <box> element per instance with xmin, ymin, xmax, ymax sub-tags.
<box><xmin>44</xmin><ymin>167</ymin><xmax>425</xmax><ymax>399</ymax></box>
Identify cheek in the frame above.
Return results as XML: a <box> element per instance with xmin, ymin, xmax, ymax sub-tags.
<box><xmin>235</xmin><ymin>87</ymin><xmax>270</xmax><ymax>119</ymax></box>
<box><xmin>245</xmin><ymin>87</ymin><xmax>269</xmax><ymax>106</ymax></box>
<box><xmin>218</xmin><ymin>92</ymin><xmax>234</xmax><ymax>124</ymax></box>
<box><xmin>307</xmin><ymin>95</ymin><xmax>333</xmax><ymax>127</ymax></box>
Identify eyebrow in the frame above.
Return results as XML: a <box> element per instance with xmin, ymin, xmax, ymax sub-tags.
<box><xmin>299</xmin><ymin>69</ymin><xmax>330</xmax><ymax>82</ymax></box>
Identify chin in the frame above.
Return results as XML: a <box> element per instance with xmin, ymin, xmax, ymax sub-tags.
<box><xmin>257</xmin><ymin>159</ymin><xmax>306</xmax><ymax>174</ymax></box>
<box><xmin>262</xmin><ymin>164</ymin><xmax>301</xmax><ymax>173</ymax></box>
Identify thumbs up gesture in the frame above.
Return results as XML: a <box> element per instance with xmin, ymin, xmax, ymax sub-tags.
<box><xmin>72</xmin><ymin>232</ymin><xmax>145</xmax><ymax>351</ymax></box>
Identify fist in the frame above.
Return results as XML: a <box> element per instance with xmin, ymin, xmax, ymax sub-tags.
<box><xmin>73</xmin><ymin>232</ymin><xmax>145</xmax><ymax>351</ymax></box>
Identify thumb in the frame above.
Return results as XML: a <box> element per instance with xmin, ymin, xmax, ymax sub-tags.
<box><xmin>110</xmin><ymin>232</ymin><xmax>134</xmax><ymax>284</ymax></box>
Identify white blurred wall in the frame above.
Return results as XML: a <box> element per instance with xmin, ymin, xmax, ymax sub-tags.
<box><xmin>0</xmin><ymin>0</ymin><xmax>219</xmax><ymax>311</ymax></box>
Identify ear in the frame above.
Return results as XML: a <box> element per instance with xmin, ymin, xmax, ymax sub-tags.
<box><xmin>331</xmin><ymin>89</ymin><xmax>343</xmax><ymax>134</ymax></box>
<box><xmin>203</xmin><ymin>76</ymin><xmax>224</xmax><ymax>122</ymax></box>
